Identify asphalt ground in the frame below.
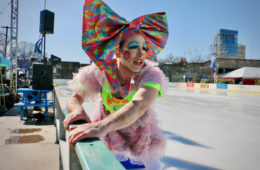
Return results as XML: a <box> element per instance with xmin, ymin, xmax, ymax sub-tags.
<box><xmin>0</xmin><ymin>107</ymin><xmax>59</xmax><ymax>170</ymax></box>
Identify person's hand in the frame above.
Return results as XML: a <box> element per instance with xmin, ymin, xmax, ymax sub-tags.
<box><xmin>68</xmin><ymin>122</ymin><xmax>107</xmax><ymax>148</ymax></box>
<box><xmin>63</xmin><ymin>109</ymin><xmax>91</xmax><ymax>130</ymax></box>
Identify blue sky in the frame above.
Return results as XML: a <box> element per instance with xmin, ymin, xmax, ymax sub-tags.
<box><xmin>0</xmin><ymin>0</ymin><xmax>259</xmax><ymax>64</ymax></box>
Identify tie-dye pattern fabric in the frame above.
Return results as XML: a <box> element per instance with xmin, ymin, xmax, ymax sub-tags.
<box><xmin>82</xmin><ymin>0</ymin><xmax>168</xmax><ymax>96</ymax></box>
<box><xmin>82</xmin><ymin>0</ymin><xmax>168</xmax><ymax>69</ymax></box>
<box><xmin>103</xmin><ymin>59</ymin><xmax>132</xmax><ymax>98</ymax></box>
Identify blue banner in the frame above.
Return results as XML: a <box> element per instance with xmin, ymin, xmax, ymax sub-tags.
<box><xmin>0</xmin><ymin>56</ymin><xmax>11</xmax><ymax>67</ymax></box>
<box><xmin>210</xmin><ymin>56</ymin><xmax>217</xmax><ymax>69</ymax></box>
<box><xmin>217</xmin><ymin>84</ymin><xmax>228</xmax><ymax>89</ymax></box>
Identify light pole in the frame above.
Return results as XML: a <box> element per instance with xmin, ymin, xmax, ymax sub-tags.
<box><xmin>1</xmin><ymin>26</ymin><xmax>10</xmax><ymax>59</ymax></box>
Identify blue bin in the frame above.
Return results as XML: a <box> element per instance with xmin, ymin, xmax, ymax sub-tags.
<box><xmin>120</xmin><ymin>159</ymin><xmax>145</xmax><ymax>169</ymax></box>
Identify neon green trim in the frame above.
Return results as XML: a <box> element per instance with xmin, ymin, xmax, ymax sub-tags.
<box><xmin>102</xmin><ymin>81</ymin><xmax>137</xmax><ymax>114</ymax></box>
<box><xmin>143</xmin><ymin>82</ymin><xmax>161</xmax><ymax>90</ymax></box>
<box><xmin>103</xmin><ymin>81</ymin><xmax>113</xmax><ymax>98</ymax></box>
<box><xmin>102</xmin><ymin>81</ymin><xmax>114</xmax><ymax>113</ymax></box>
<box><xmin>125</xmin><ymin>89</ymin><xmax>137</xmax><ymax>101</ymax></box>
<box><xmin>143</xmin><ymin>82</ymin><xmax>163</xmax><ymax>97</ymax></box>
<box><xmin>78</xmin><ymin>82</ymin><xmax>88</xmax><ymax>93</ymax></box>
<box><xmin>102</xmin><ymin>82</ymin><xmax>162</xmax><ymax>114</ymax></box>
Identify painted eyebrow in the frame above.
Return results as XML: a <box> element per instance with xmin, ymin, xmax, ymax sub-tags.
<box><xmin>128</xmin><ymin>41</ymin><xmax>148</xmax><ymax>51</ymax></box>
<box><xmin>128</xmin><ymin>41</ymin><xmax>139</xmax><ymax>49</ymax></box>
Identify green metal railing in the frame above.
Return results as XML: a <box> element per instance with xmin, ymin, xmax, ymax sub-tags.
<box><xmin>54</xmin><ymin>88</ymin><xmax>125</xmax><ymax>170</ymax></box>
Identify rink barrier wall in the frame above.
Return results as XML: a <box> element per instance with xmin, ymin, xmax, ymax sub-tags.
<box><xmin>169</xmin><ymin>82</ymin><xmax>260</xmax><ymax>93</ymax></box>
<box><xmin>54</xmin><ymin>87</ymin><xmax>125</xmax><ymax>170</ymax></box>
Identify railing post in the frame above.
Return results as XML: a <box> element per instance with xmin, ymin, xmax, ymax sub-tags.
<box><xmin>69</xmin><ymin>146</ymin><xmax>82</xmax><ymax>170</ymax></box>
<box><xmin>54</xmin><ymin>92</ymin><xmax>65</xmax><ymax>142</ymax></box>
<box><xmin>54</xmin><ymin>90</ymin><xmax>68</xmax><ymax>170</ymax></box>
<box><xmin>54</xmin><ymin>87</ymin><xmax>126</xmax><ymax>170</ymax></box>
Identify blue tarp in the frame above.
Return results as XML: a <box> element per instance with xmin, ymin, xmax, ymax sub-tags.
<box><xmin>0</xmin><ymin>56</ymin><xmax>11</xmax><ymax>67</ymax></box>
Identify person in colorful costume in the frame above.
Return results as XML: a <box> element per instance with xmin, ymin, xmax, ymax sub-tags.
<box><xmin>63</xmin><ymin>0</ymin><xmax>169</xmax><ymax>169</ymax></box>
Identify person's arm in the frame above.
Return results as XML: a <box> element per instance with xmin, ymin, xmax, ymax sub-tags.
<box><xmin>66</xmin><ymin>93</ymin><xmax>84</xmax><ymax>113</ymax></box>
<box><xmin>68</xmin><ymin>86</ymin><xmax>158</xmax><ymax>147</ymax></box>
<box><xmin>103</xmin><ymin>86</ymin><xmax>158</xmax><ymax>131</ymax></box>
<box><xmin>63</xmin><ymin>93</ymin><xmax>91</xmax><ymax>130</ymax></box>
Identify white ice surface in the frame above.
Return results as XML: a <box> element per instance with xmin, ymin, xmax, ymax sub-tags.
<box><xmin>155</xmin><ymin>88</ymin><xmax>260</xmax><ymax>170</ymax></box>
<box><xmin>80</xmin><ymin>84</ymin><xmax>260</xmax><ymax>170</ymax></box>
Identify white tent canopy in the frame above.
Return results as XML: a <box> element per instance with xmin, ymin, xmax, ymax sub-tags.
<box><xmin>223</xmin><ymin>67</ymin><xmax>260</xmax><ymax>79</ymax></box>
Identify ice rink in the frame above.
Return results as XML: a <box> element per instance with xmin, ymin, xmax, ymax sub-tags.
<box><xmin>55</xmin><ymin>78</ymin><xmax>260</xmax><ymax>170</ymax></box>
<box><xmin>156</xmin><ymin>87</ymin><xmax>260</xmax><ymax>170</ymax></box>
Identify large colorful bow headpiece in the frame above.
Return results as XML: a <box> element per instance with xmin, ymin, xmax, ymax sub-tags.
<box><xmin>82</xmin><ymin>0</ymin><xmax>168</xmax><ymax>69</ymax></box>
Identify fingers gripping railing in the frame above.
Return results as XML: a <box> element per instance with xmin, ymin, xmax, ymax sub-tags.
<box><xmin>54</xmin><ymin>87</ymin><xmax>125</xmax><ymax>170</ymax></box>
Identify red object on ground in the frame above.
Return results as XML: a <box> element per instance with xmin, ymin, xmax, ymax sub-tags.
<box><xmin>241</xmin><ymin>79</ymin><xmax>255</xmax><ymax>85</ymax></box>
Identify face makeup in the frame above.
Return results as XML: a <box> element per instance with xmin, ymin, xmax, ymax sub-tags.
<box><xmin>119</xmin><ymin>34</ymin><xmax>147</xmax><ymax>73</ymax></box>
<box><xmin>123</xmin><ymin>51</ymin><xmax>131</xmax><ymax>60</ymax></box>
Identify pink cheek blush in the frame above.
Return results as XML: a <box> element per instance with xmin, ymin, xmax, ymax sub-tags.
<box><xmin>123</xmin><ymin>51</ymin><xmax>131</xmax><ymax>60</ymax></box>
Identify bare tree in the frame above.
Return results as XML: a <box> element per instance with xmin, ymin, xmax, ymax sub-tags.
<box><xmin>0</xmin><ymin>31</ymin><xmax>9</xmax><ymax>57</ymax></box>
<box><xmin>158</xmin><ymin>57</ymin><xmax>167</xmax><ymax>64</ymax></box>
<box><xmin>18</xmin><ymin>41</ymin><xmax>34</xmax><ymax>58</ymax></box>
<box><xmin>187</xmin><ymin>48</ymin><xmax>209</xmax><ymax>63</ymax></box>
<box><xmin>162</xmin><ymin>53</ymin><xmax>180</xmax><ymax>64</ymax></box>
<box><xmin>17</xmin><ymin>41</ymin><xmax>35</xmax><ymax>74</ymax></box>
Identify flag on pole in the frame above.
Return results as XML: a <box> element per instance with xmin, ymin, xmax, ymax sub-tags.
<box><xmin>34</xmin><ymin>38</ymin><xmax>42</xmax><ymax>54</ymax></box>
<box><xmin>210</xmin><ymin>55</ymin><xmax>217</xmax><ymax>69</ymax></box>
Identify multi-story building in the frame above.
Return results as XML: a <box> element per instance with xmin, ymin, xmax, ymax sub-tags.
<box><xmin>214</xmin><ymin>29</ymin><xmax>239</xmax><ymax>58</ymax></box>
<box><xmin>238</xmin><ymin>43</ymin><xmax>246</xmax><ymax>59</ymax></box>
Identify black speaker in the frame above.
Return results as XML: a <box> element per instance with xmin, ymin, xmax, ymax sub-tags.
<box><xmin>49</xmin><ymin>54</ymin><xmax>61</xmax><ymax>65</ymax></box>
<box><xmin>39</xmin><ymin>10</ymin><xmax>55</xmax><ymax>34</ymax></box>
<box><xmin>33</xmin><ymin>64</ymin><xmax>53</xmax><ymax>90</ymax></box>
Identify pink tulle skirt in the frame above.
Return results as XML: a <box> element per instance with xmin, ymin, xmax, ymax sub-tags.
<box><xmin>68</xmin><ymin>63</ymin><xmax>167</xmax><ymax>163</ymax></box>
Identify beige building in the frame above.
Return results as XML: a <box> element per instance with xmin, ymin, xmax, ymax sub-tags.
<box><xmin>238</xmin><ymin>43</ymin><xmax>246</xmax><ymax>59</ymax></box>
<box><xmin>159</xmin><ymin>58</ymin><xmax>260</xmax><ymax>82</ymax></box>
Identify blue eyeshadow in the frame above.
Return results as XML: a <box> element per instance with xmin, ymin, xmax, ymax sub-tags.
<box><xmin>128</xmin><ymin>41</ymin><xmax>139</xmax><ymax>49</ymax></box>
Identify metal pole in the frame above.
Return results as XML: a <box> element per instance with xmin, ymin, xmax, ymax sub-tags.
<box><xmin>214</xmin><ymin>68</ymin><xmax>216</xmax><ymax>84</ymax></box>
<box><xmin>10</xmin><ymin>0</ymin><xmax>19</xmax><ymax>92</ymax></box>
<box><xmin>216</xmin><ymin>62</ymin><xmax>219</xmax><ymax>83</ymax></box>
<box><xmin>10</xmin><ymin>0</ymin><xmax>14</xmax><ymax>90</ymax></box>
<box><xmin>44</xmin><ymin>0</ymin><xmax>47</xmax><ymax>9</ymax></box>
<box><xmin>43</xmin><ymin>33</ymin><xmax>46</xmax><ymax>64</ymax></box>
<box><xmin>15</xmin><ymin>0</ymin><xmax>19</xmax><ymax>92</ymax></box>
<box><xmin>41</xmin><ymin>36</ymin><xmax>43</xmax><ymax>62</ymax></box>
<box><xmin>4</xmin><ymin>28</ymin><xmax>8</xmax><ymax>59</ymax></box>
